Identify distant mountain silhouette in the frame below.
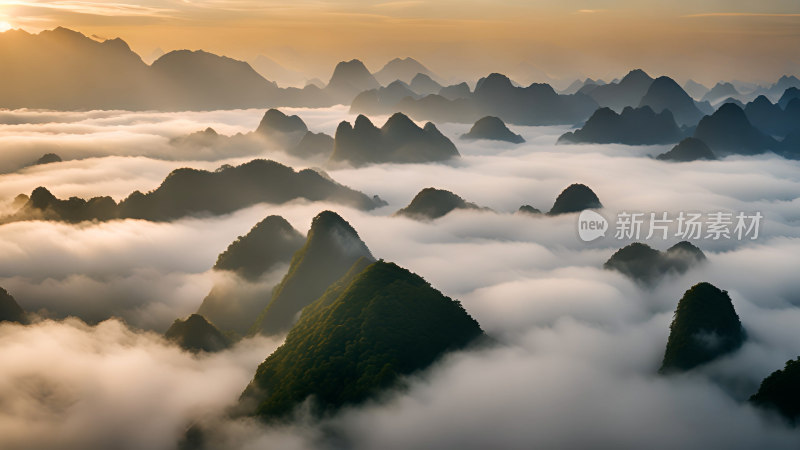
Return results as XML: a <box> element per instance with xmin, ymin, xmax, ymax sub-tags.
<box><xmin>580</xmin><ymin>69</ymin><xmax>654</xmax><ymax>112</ymax></box>
<box><xmin>352</xmin><ymin>73</ymin><xmax>597</xmax><ymax>126</ymax></box>
<box><xmin>717</xmin><ymin>97</ymin><xmax>745</xmax><ymax>109</ymax></box>
<box><xmin>472</xmin><ymin>73</ymin><xmax>598</xmax><ymax>125</ymax></box>
<box><xmin>767</xmin><ymin>75</ymin><xmax>800</xmax><ymax>99</ymax></box>
<box><xmin>151</xmin><ymin>49</ymin><xmax>280</xmax><ymax>110</ymax></box>
<box><xmin>254</xmin><ymin>108</ymin><xmax>308</xmax><ymax>148</ymax></box>
<box><xmin>324</xmin><ymin>59</ymin><xmax>380</xmax><ymax>103</ymax></box>
<box><xmin>656</xmin><ymin>138</ymin><xmax>716</xmax><ymax>162</ymax></box>
<box><xmin>214</xmin><ymin>216</ymin><xmax>305</xmax><ymax>281</ymax></box>
<box><xmin>170</xmin><ymin>127</ymin><xmax>221</xmax><ymax>149</ymax></box>
<box><xmin>250</xmin><ymin>211</ymin><xmax>375</xmax><ymax>336</ymax></box>
<box><xmin>351</xmin><ymin>81</ymin><xmax>419</xmax><ymax>116</ymax></box>
<box><xmin>562</xmin><ymin>78</ymin><xmax>605</xmax><ymax>95</ymax></box>
<box><xmin>749</xmin><ymin>357</ymin><xmax>800</xmax><ymax>425</ymax></box>
<box><xmin>165</xmin><ymin>314</ymin><xmax>231</xmax><ymax>353</ymax></box>
<box><xmin>660</xmin><ymin>282</ymin><xmax>745</xmax><ymax>373</ymax></box>
<box><xmin>517</xmin><ymin>205</ymin><xmax>542</xmax><ymax>215</ymax></box>
<box><xmin>0</xmin><ymin>27</ymin><xmax>404</xmax><ymax>110</ymax></box>
<box><xmin>395</xmin><ymin>188</ymin><xmax>486</xmax><ymax>220</ymax></box>
<box><xmin>777</xmin><ymin>87</ymin><xmax>800</xmax><ymax>109</ymax></box>
<box><xmin>5</xmin><ymin>160</ymin><xmax>384</xmax><ymax>223</ymax></box>
<box><xmin>693</xmin><ymin>103</ymin><xmax>778</xmax><ymax>155</ymax></box>
<box><xmin>118</xmin><ymin>160</ymin><xmax>385</xmax><ymax>220</ymax></box>
<box><xmin>604</xmin><ymin>241</ymin><xmax>706</xmax><ymax>284</ymax></box>
<box><xmin>330</xmin><ymin>113</ymin><xmax>459</xmax><ymax>166</ymax></box>
<box><xmin>639</xmin><ymin>76</ymin><xmax>706</xmax><ymax>126</ymax></box>
<box><xmin>548</xmin><ymin>184</ymin><xmax>602</xmax><ymax>215</ymax></box>
<box><xmin>701</xmin><ymin>82</ymin><xmax>741</xmax><ymax>104</ymax></box>
<box><xmin>461</xmin><ymin>116</ymin><xmax>525</xmax><ymax>143</ymax></box>
<box><xmin>744</xmin><ymin>95</ymin><xmax>800</xmax><ymax>138</ymax></box>
<box><xmin>30</xmin><ymin>153</ymin><xmax>62</xmax><ymax>166</ymax></box>
<box><xmin>683</xmin><ymin>79</ymin><xmax>710</xmax><ymax>100</ymax></box>
<box><xmin>409</xmin><ymin>73</ymin><xmax>443</xmax><ymax>96</ymax></box>
<box><xmin>781</xmin><ymin>130</ymin><xmax>800</xmax><ymax>160</ymax></box>
<box><xmin>438</xmin><ymin>82</ymin><xmax>471</xmax><ymax>100</ymax></box>
<box><xmin>373</xmin><ymin>57</ymin><xmax>437</xmax><ymax>85</ymax></box>
<box><xmin>240</xmin><ymin>260</ymin><xmax>484</xmax><ymax>420</ymax></box>
<box><xmin>290</xmin><ymin>131</ymin><xmax>335</xmax><ymax>158</ymax></box>
<box><xmin>197</xmin><ymin>216</ymin><xmax>304</xmax><ymax>335</ymax></box>
<box><xmin>558</xmin><ymin>106</ymin><xmax>683</xmax><ymax>145</ymax></box>
<box><xmin>0</xmin><ymin>287</ymin><xmax>27</xmax><ymax>324</ymax></box>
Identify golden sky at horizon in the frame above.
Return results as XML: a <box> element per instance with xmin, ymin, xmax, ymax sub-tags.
<box><xmin>0</xmin><ymin>1</ymin><xmax>799</xmax><ymax>85</ymax></box>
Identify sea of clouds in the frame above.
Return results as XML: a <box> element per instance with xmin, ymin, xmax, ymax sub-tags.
<box><xmin>0</xmin><ymin>106</ymin><xmax>798</xmax><ymax>449</ymax></box>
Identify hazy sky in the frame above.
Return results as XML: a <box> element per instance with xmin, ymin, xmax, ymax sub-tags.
<box><xmin>1</xmin><ymin>1</ymin><xmax>799</xmax><ymax>86</ymax></box>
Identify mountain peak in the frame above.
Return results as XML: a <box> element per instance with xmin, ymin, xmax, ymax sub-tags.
<box><xmin>660</xmin><ymin>282</ymin><xmax>745</xmax><ymax>373</ymax></box>
<box><xmin>0</xmin><ymin>287</ymin><xmax>27</xmax><ymax>324</ymax></box>
<box><xmin>164</xmin><ymin>314</ymin><xmax>231</xmax><ymax>353</ymax></box>
<box><xmin>548</xmin><ymin>183</ymin><xmax>602</xmax><ymax>215</ymax></box>
<box><xmin>242</xmin><ymin>259</ymin><xmax>484</xmax><ymax>419</ymax></box>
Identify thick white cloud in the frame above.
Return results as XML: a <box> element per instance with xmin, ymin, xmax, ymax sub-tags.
<box><xmin>0</xmin><ymin>107</ymin><xmax>798</xmax><ymax>448</ymax></box>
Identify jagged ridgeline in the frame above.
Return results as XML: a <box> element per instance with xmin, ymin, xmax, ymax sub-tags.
<box><xmin>3</xmin><ymin>160</ymin><xmax>385</xmax><ymax>224</ymax></box>
<box><xmin>660</xmin><ymin>282</ymin><xmax>745</xmax><ymax>373</ymax></box>
<box><xmin>240</xmin><ymin>259</ymin><xmax>485</xmax><ymax>420</ymax></box>
<box><xmin>249</xmin><ymin>211</ymin><xmax>375</xmax><ymax>336</ymax></box>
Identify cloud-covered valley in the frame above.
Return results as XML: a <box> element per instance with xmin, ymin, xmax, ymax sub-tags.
<box><xmin>0</xmin><ymin>106</ymin><xmax>798</xmax><ymax>449</ymax></box>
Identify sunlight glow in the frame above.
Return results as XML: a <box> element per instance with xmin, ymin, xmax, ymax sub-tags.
<box><xmin>0</xmin><ymin>21</ymin><xmax>12</xmax><ymax>32</ymax></box>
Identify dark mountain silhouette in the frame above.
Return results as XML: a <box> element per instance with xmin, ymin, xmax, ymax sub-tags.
<box><xmin>701</xmin><ymin>82</ymin><xmax>741</xmax><ymax>104</ymax></box>
<box><xmin>330</xmin><ymin>113</ymin><xmax>459</xmax><ymax>166</ymax></box>
<box><xmin>117</xmin><ymin>160</ymin><xmax>385</xmax><ymax>220</ymax></box>
<box><xmin>289</xmin><ymin>131</ymin><xmax>334</xmax><ymax>158</ymax></box>
<box><xmin>250</xmin><ymin>211</ymin><xmax>375</xmax><ymax>336</ymax></box>
<box><xmin>781</xmin><ymin>130</ymin><xmax>800</xmax><ymax>159</ymax></box>
<box><xmin>438</xmin><ymin>82</ymin><xmax>471</xmax><ymax>100</ymax></box>
<box><xmin>350</xmin><ymin>81</ymin><xmax>419</xmax><ymax>116</ymax></box>
<box><xmin>744</xmin><ymin>95</ymin><xmax>799</xmax><ymax>138</ymax></box>
<box><xmin>660</xmin><ymin>282</ymin><xmax>745</xmax><ymax>373</ymax></box>
<box><xmin>558</xmin><ymin>106</ymin><xmax>683</xmax><ymax>145</ymax></box>
<box><xmin>0</xmin><ymin>27</ymin><xmax>154</xmax><ymax>110</ymax></box>
<box><xmin>604</xmin><ymin>241</ymin><xmax>706</xmax><ymax>285</ymax></box>
<box><xmin>767</xmin><ymin>75</ymin><xmax>800</xmax><ymax>99</ymax></box>
<box><xmin>461</xmin><ymin>116</ymin><xmax>525</xmax><ymax>143</ymax></box>
<box><xmin>164</xmin><ymin>314</ymin><xmax>231</xmax><ymax>353</ymax></box>
<box><xmin>749</xmin><ymin>357</ymin><xmax>800</xmax><ymax>425</ymax></box>
<box><xmin>151</xmin><ymin>49</ymin><xmax>280</xmax><ymax>110</ymax></box>
<box><xmin>717</xmin><ymin>97</ymin><xmax>745</xmax><ymax>109</ymax></box>
<box><xmin>373</xmin><ymin>57</ymin><xmax>437</xmax><ymax>85</ymax></box>
<box><xmin>350</xmin><ymin>73</ymin><xmax>596</xmax><ymax>125</ymax></box>
<box><xmin>6</xmin><ymin>186</ymin><xmax>117</xmax><ymax>223</ymax></box>
<box><xmin>32</xmin><ymin>153</ymin><xmax>62</xmax><ymax>166</ymax></box>
<box><xmin>170</xmin><ymin>127</ymin><xmax>221</xmax><ymax>149</ymax></box>
<box><xmin>639</xmin><ymin>76</ymin><xmax>705</xmax><ymax>126</ymax></box>
<box><xmin>324</xmin><ymin>59</ymin><xmax>380</xmax><ymax>103</ymax></box>
<box><xmin>197</xmin><ymin>216</ymin><xmax>304</xmax><ymax>335</ymax></box>
<box><xmin>240</xmin><ymin>260</ymin><xmax>484</xmax><ymax>420</ymax></box>
<box><xmin>254</xmin><ymin>109</ymin><xmax>308</xmax><ymax>148</ymax></box>
<box><xmin>472</xmin><ymin>73</ymin><xmax>598</xmax><ymax>125</ymax></box>
<box><xmin>214</xmin><ymin>216</ymin><xmax>305</xmax><ymax>281</ymax></box>
<box><xmin>656</xmin><ymin>137</ymin><xmax>716</xmax><ymax>162</ymax></box>
<box><xmin>517</xmin><ymin>205</ymin><xmax>542</xmax><ymax>215</ymax></box>
<box><xmin>409</xmin><ymin>73</ymin><xmax>443</xmax><ymax>96</ymax></box>
<box><xmin>580</xmin><ymin>69</ymin><xmax>654</xmax><ymax>112</ymax></box>
<box><xmin>693</xmin><ymin>103</ymin><xmax>778</xmax><ymax>155</ymax></box>
<box><xmin>777</xmin><ymin>87</ymin><xmax>800</xmax><ymax>109</ymax></box>
<box><xmin>683</xmin><ymin>79</ymin><xmax>710</xmax><ymax>100</ymax></box>
<box><xmin>395</xmin><ymin>188</ymin><xmax>486</xmax><ymax>220</ymax></box>
<box><xmin>548</xmin><ymin>183</ymin><xmax>602</xmax><ymax>215</ymax></box>
<box><xmin>562</xmin><ymin>78</ymin><xmax>605</xmax><ymax>95</ymax></box>
<box><xmin>5</xmin><ymin>160</ymin><xmax>384</xmax><ymax>224</ymax></box>
<box><xmin>0</xmin><ymin>287</ymin><xmax>27</xmax><ymax>324</ymax></box>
